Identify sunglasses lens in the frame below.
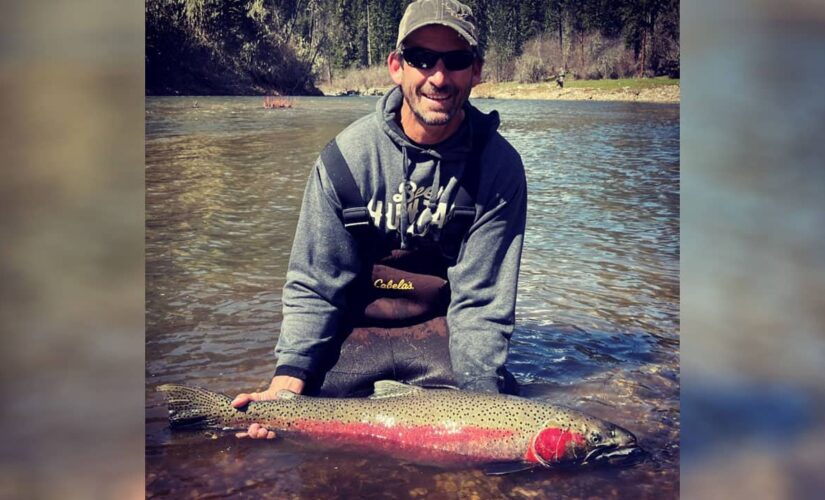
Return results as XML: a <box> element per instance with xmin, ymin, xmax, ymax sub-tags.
<box><xmin>403</xmin><ymin>48</ymin><xmax>474</xmax><ymax>71</ymax></box>
<box><xmin>403</xmin><ymin>48</ymin><xmax>439</xmax><ymax>69</ymax></box>
<box><xmin>443</xmin><ymin>51</ymin><xmax>475</xmax><ymax>70</ymax></box>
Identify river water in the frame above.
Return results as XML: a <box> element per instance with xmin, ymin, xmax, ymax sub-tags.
<box><xmin>146</xmin><ymin>96</ymin><xmax>679</xmax><ymax>498</ymax></box>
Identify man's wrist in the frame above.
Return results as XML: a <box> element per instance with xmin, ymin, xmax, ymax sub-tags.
<box><xmin>458</xmin><ymin>375</ymin><xmax>500</xmax><ymax>393</ymax></box>
<box><xmin>267</xmin><ymin>374</ymin><xmax>306</xmax><ymax>394</ymax></box>
<box><xmin>273</xmin><ymin>365</ymin><xmax>309</xmax><ymax>381</ymax></box>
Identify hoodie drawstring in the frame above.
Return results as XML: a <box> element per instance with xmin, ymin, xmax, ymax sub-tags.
<box><xmin>428</xmin><ymin>157</ymin><xmax>442</xmax><ymax>215</ymax></box>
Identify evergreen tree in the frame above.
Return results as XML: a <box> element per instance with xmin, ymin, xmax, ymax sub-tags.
<box><xmin>146</xmin><ymin>0</ymin><xmax>680</xmax><ymax>94</ymax></box>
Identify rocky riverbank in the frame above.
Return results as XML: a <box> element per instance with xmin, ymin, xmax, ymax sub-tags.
<box><xmin>320</xmin><ymin>80</ymin><xmax>679</xmax><ymax>103</ymax></box>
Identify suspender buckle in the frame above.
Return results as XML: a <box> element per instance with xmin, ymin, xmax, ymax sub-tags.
<box><xmin>342</xmin><ymin>207</ymin><xmax>371</xmax><ymax>228</ymax></box>
<box><xmin>451</xmin><ymin>206</ymin><xmax>476</xmax><ymax>219</ymax></box>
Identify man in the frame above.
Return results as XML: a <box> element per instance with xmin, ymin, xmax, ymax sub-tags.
<box><xmin>233</xmin><ymin>0</ymin><xmax>526</xmax><ymax>440</ymax></box>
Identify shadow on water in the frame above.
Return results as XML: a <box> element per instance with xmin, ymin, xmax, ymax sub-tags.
<box><xmin>508</xmin><ymin>322</ymin><xmax>673</xmax><ymax>384</ymax></box>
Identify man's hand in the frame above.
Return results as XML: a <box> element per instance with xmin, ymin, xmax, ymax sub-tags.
<box><xmin>231</xmin><ymin>375</ymin><xmax>305</xmax><ymax>439</ymax></box>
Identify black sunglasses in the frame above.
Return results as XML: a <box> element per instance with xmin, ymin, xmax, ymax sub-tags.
<box><xmin>400</xmin><ymin>47</ymin><xmax>476</xmax><ymax>71</ymax></box>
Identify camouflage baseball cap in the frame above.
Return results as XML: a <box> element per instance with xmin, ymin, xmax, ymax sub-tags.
<box><xmin>396</xmin><ymin>0</ymin><xmax>479</xmax><ymax>48</ymax></box>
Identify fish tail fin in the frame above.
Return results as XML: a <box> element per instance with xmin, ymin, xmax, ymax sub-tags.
<box><xmin>156</xmin><ymin>384</ymin><xmax>232</xmax><ymax>430</ymax></box>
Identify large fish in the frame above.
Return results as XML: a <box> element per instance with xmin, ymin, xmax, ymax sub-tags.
<box><xmin>157</xmin><ymin>381</ymin><xmax>642</xmax><ymax>474</ymax></box>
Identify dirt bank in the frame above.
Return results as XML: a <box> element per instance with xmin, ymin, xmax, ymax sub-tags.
<box><xmin>470</xmin><ymin>82</ymin><xmax>680</xmax><ymax>103</ymax></box>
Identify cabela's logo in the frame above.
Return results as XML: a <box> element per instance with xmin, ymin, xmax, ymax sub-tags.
<box><xmin>373</xmin><ymin>278</ymin><xmax>415</xmax><ymax>291</ymax></box>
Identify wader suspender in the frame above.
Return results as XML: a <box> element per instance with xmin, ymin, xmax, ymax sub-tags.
<box><xmin>320</xmin><ymin>140</ymin><xmax>372</xmax><ymax>229</ymax></box>
<box><xmin>320</xmin><ymin>136</ymin><xmax>485</xmax><ymax>240</ymax></box>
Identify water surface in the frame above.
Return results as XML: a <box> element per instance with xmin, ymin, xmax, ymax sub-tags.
<box><xmin>146</xmin><ymin>96</ymin><xmax>679</xmax><ymax>498</ymax></box>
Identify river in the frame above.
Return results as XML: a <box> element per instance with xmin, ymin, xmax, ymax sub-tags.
<box><xmin>146</xmin><ymin>96</ymin><xmax>679</xmax><ymax>498</ymax></box>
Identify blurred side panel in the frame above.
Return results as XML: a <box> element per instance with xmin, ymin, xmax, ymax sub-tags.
<box><xmin>0</xmin><ymin>0</ymin><xmax>144</xmax><ymax>498</ymax></box>
<box><xmin>682</xmin><ymin>0</ymin><xmax>825</xmax><ymax>498</ymax></box>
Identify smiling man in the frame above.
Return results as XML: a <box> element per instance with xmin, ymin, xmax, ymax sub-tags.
<box><xmin>233</xmin><ymin>0</ymin><xmax>527</xmax><ymax>440</ymax></box>
<box><xmin>392</xmin><ymin>26</ymin><xmax>479</xmax><ymax>139</ymax></box>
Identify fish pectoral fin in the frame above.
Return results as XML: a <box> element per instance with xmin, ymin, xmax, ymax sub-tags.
<box><xmin>483</xmin><ymin>461</ymin><xmax>537</xmax><ymax>476</ymax></box>
<box><xmin>369</xmin><ymin>380</ymin><xmax>425</xmax><ymax>399</ymax></box>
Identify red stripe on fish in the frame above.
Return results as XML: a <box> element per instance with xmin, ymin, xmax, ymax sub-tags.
<box><xmin>524</xmin><ymin>428</ymin><xmax>586</xmax><ymax>464</ymax></box>
<box><xmin>285</xmin><ymin>418</ymin><xmax>520</xmax><ymax>459</ymax></box>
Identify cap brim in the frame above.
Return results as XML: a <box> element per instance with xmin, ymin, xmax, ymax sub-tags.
<box><xmin>397</xmin><ymin>21</ymin><xmax>478</xmax><ymax>48</ymax></box>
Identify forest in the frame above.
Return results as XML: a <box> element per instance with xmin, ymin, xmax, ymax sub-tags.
<box><xmin>146</xmin><ymin>0</ymin><xmax>679</xmax><ymax>95</ymax></box>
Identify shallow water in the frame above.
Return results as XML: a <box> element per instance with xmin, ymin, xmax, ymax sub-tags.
<box><xmin>146</xmin><ymin>96</ymin><xmax>679</xmax><ymax>498</ymax></box>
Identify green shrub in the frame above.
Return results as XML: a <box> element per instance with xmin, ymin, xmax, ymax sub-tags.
<box><xmin>515</xmin><ymin>54</ymin><xmax>550</xmax><ymax>83</ymax></box>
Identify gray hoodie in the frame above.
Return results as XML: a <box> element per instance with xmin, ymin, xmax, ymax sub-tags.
<box><xmin>274</xmin><ymin>86</ymin><xmax>526</xmax><ymax>392</ymax></box>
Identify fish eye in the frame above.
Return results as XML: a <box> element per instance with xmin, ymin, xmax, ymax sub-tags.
<box><xmin>591</xmin><ymin>432</ymin><xmax>602</xmax><ymax>443</ymax></box>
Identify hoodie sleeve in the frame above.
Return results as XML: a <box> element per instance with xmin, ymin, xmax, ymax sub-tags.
<box><xmin>446</xmin><ymin>144</ymin><xmax>527</xmax><ymax>393</ymax></box>
<box><xmin>273</xmin><ymin>158</ymin><xmax>363</xmax><ymax>381</ymax></box>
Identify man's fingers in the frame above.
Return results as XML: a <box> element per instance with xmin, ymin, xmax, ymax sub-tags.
<box><xmin>247</xmin><ymin>423</ymin><xmax>270</xmax><ymax>440</ymax></box>
<box><xmin>234</xmin><ymin>429</ymin><xmax>274</xmax><ymax>439</ymax></box>
<box><xmin>231</xmin><ymin>393</ymin><xmax>250</xmax><ymax>408</ymax></box>
<box><xmin>231</xmin><ymin>392</ymin><xmax>261</xmax><ymax>408</ymax></box>
<box><xmin>235</xmin><ymin>423</ymin><xmax>275</xmax><ymax>440</ymax></box>
<box><xmin>231</xmin><ymin>389</ymin><xmax>276</xmax><ymax>439</ymax></box>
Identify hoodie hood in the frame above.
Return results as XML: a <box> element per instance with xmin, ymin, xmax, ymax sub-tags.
<box><xmin>374</xmin><ymin>86</ymin><xmax>500</xmax><ymax>248</ymax></box>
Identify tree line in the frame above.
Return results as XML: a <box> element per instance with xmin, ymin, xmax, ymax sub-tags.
<box><xmin>146</xmin><ymin>0</ymin><xmax>679</xmax><ymax>95</ymax></box>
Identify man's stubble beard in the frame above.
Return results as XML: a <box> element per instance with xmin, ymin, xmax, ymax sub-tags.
<box><xmin>405</xmin><ymin>83</ymin><xmax>472</xmax><ymax>127</ymax></box>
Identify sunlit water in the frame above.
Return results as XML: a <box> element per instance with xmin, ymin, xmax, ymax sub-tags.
<box><xmin>146</xmin><ymin>96</ymin><xmax>679</xmax><ymax>498</ymax></box>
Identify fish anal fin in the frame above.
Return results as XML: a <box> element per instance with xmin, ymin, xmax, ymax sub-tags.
<box><xmin>369</xmin><ymin>380</ymin><xmax>425</xmax><ymax>399</ymax></box>
<box><xmin>483</xmin><ymin>461</ymin><xmax>536</xmax><ymax>476</ymax></box>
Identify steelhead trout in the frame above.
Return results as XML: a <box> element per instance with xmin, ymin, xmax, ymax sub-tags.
<box><xmin>158</xmin><ymin>381</ymin><xmax>641</xmax><ymax>473</ymax></box>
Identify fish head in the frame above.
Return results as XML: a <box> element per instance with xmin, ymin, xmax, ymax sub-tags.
<box><xmin>578</xmin><ymin>420</ymin><xmax>642</xmax><ymax>465</ymax></box>
<box><xmin>528</xmin><ymin>419</ymin><xmax>642</xmax><ymax>467</ymax></box>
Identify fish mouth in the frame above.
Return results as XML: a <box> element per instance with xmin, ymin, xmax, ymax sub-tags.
<box><xmin>582</xmin><ymin>444</ymin><xmax>645</xmax><ymax>465</ymax></box>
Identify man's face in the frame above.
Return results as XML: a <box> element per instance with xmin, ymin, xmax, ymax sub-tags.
<box><xmin>390</xmin><ymin>24</ymin><xmax>482</xmax><ymax>129</ymax></box>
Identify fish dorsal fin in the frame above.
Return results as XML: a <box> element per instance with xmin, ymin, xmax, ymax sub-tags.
<box><xmin>369</xmin><ymin>380</ymin><xmax>425</xmax><ymax>399</ymax></box>
<box><xmin>275</xmin><ymin>389</ymin><xmax>299</xmax><ymax>400</ymax></box>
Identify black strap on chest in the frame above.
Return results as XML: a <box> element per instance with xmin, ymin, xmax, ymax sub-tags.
<box><xmin>320</xmin><ymin>140</ymin><xmax>372</xmax><ymax>229</ymax></box>
<box><xmin>445</xmin><ymin>138</ymin><xmax>484</xmax><ymax>241</ymax></box>
<box><xmin>320</xmin><ymin>133</ymin><xmax>486</xmax><ymax>240</ymax></box>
